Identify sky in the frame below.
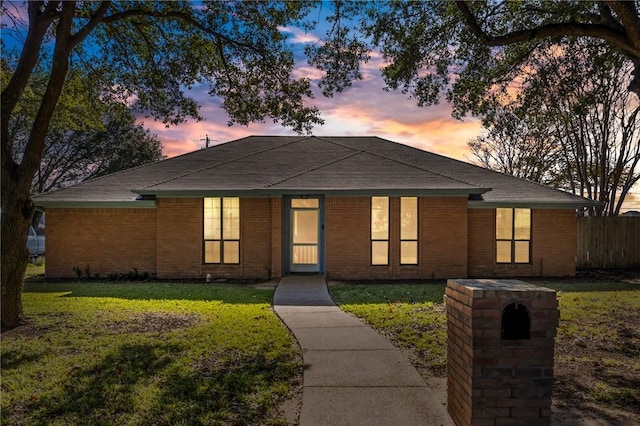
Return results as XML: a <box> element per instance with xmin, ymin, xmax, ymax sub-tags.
<box><xmin>140</xmin><ymin>25</ymin><xmax>483</xmax><ymax>163</ymax></box>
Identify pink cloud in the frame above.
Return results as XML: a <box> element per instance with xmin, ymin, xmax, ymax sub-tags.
<box><xmin>278</xmin><ymin>26</ymin><xmax>323</xmax><ymax>44</ymax></box>
<box><xmin>292</xmin><ymin>66</ymin><xmax>326</xmax><ymax>81</ymax></box>
<box><xmin>142</xmin><ymin>56</ymin><xmax>483</xmax><ymax>162</ymax></box>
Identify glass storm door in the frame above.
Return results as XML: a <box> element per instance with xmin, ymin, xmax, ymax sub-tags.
<box><xmin>290</xmin><ymin>198</ymin><xmax>320</xmax><ymax>273</ymax></box>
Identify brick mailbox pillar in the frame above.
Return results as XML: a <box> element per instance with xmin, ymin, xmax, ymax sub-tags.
<box><xmin>445</xmin><ymin>279</ymin><xmax>559</xmax><ymax>426</ymax></box>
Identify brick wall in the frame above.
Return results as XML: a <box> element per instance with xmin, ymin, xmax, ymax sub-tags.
<box><xmin>325</xmin><ymin>196</ymin><xmax>468</xmax><ymax>280</ymax></box>
<box><xmin>421</xmin><ymin>197</ymin><xmax>468</xmax><ymax>279</ymax></box>
<box><xmin>156</xmin><ymin>198</ymin><xmax>202</xmax><ymax>279</ymax></box>
<box><xmin>446</xmin><ymin>280</ymin><xmax>474</xmax><ymax>425</ymax></box>
<box><xmin>325</xmin><ymin>197</ymin><xmax>371</xmax><ymax>279</ymax></box>
<box><xmin>468</xmin><ymin>209</ymin><xmax>577</xmax><ymax>277</ymax></box>
<box><xmin>47</xmin><ymin>198</ymin><xmax>278</xmax><ymax>280</ymax></box>
<box><xmin>158</xmin><ymin>198</ymin><xmax>276</xmax><ymax>280</ymax></box>
<box><xmin>533</xmin><ymin>210</ymin><xmax>576</xmax><ymax>276</ymax></box>
<box><xmin>45</xmin><ymin>208</ymin><xmax>156</xmax><ymax>278</ymax></box>
<box><xmin>446</xmin><ymin>279</ymin><xmax>558</xmax><ymax>426</ymax></box>
<box><xmin>468</xmin><ymin>209</ymin><xmax>495</xmax><ymax>278</ymax></box>
<box><xmin>270</xmin><ymin>197</ymin><xmax>283</xmax><ymax>278</ymax></box>
<box><xmin>46</xmin><ymin>200</ymin><xmax>578</xmax><ymax>280</ymax></box>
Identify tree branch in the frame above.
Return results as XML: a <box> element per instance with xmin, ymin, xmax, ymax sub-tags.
<box><xmin>39</xmin><ymin>1</ymin><xmax>63</xmax><ymax>25</ymax></box>
<box><xmin>102</xmin><ymin>8</ymin><xmax>262</xmax><ymax>54</ymax></box>
<box><xmin>455</xmin><ymin>1</ymin><xmax>638</xmax><ymax>58</ymax></box>
<box><xmin>69</xmin><ymin>1</ymin><xmax>112</xmax><ymax>49</ymax></box>
<box><xmin>605</xmin><ymin>1</ymin><xmax>640</xmax><ymax>50</ymax></box>
<box><xmin>597</xmin><ymin>2</ymin><xmax>624</xmax><ymax>32</ymax></box>
<box><xmin>1</xmin><ymin>2</ymin><xmax>53</xmax><ymax>180</ymax></box>
<box><xmin>454</xmin><ymin>1</ymin><xmax>490</xmax><ymax>43</ymax></box>
<box><xmin>215</xmin><ymin>36</ymin><xmax>235</xmax><ymax>89</ymax></box>
<box><xmin>19</xmin><ymin>2</ymin><xmax>75</xmax><ymax>192</ymax></box>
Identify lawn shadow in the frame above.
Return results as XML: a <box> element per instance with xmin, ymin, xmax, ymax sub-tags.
<box><xmin>22</xmin><ymin>281</ymin><xmax>274</xmax><ymax>304</ymax></box>
<box><xmin>328</xmin><ymin>280</ymin><xmax>447</xmax><ymax>305</ymax></box>
<box><xmin>329</xmin><ymin>278</ymin><xmax>640</xmax><ymax>305</ymax></box>
<box><xmin>18</xmin><ymin>341</ymin><xmax>295</xmax><ymax>425</ymax></box>
<box><xmin>554</xmin><ymin>370</ymin><xmax>640</xmax><ymax>421</ymax></box>
<box><xmin>0</xmin><ymin>350</ymin><xmax>44</xmax><ymax>370</ymax></box>
<box><xmin>22</xmin><ymin>341</ymin><xmax>179</xmax><ymax>424</ymax></box>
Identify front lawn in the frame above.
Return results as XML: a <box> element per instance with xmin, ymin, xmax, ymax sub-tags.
<box><xmin>1</xmin><ymin>282</ymin><xmax>300</xmax><ymax>425</ymax></box>
<box><xmin>329</xmin><ymin>278</ymin><xmax>640</xmax><ymax>416</ymax></box>
<box><xmin>542</xmin><ymin>280</ymin><xmax>640</xmax><ymax>415</ymax></box>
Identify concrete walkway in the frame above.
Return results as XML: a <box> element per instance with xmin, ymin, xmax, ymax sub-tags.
<box><xmin>273</xmin><ymin>275</ymin><xmax>453</xmax><ymax>426</ymax></box>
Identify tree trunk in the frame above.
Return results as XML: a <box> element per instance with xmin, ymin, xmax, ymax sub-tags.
<box><xmin>1</xmin><ymin>2</ymin><xmax>76</xmax><ymax>330</ymax></box>
<box><xmin>1</xmin><ymin>180</ymin><xmax>31</xmax><ymax>330</ymax></box>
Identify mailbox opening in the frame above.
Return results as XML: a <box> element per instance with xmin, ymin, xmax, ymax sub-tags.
<box><xmin>501</xmin><ymin>302</ymin><xmax>530</xmax><ymax>340</ymax></box>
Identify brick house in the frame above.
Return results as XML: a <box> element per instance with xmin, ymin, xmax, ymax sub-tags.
<box><xmin>35</xmin><ymin>136</ymin><xmax>595</xmax><ymax>280</ymax></box>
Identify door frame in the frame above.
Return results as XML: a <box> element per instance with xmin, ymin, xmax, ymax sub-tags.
<box><xmin>283</xmin><ymin>195</ymin><xmax>325</xmax><ymax>274</ymax></box>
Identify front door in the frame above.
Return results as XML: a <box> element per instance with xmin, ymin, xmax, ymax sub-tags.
<box><xmin>290</xmin><ymin>198</ymin><xmax>321</xmax><ymax>273</ymax></box>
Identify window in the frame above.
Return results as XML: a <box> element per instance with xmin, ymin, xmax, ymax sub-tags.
<box><xmin>204</xmin><ymin>197</ymin><xmax>240</xmax><ymax>264</ymax></box>
<box><xmin>496</xmin><ymin>208</ymin><xmax>530</xmax><ymax>263</ymax></box>
<box><xmin>400</xmin><ymin>197</ymin><xmax>418</xmax><ymax>264</ymax></box>
<box><xmin>291</xmin><ymin>198</ymin><xmax>319</xmax><ymax>208</ymax></box>
<box><xmin>371</xmin><ymin>197</ymin><xmax>389</xmax><ymax>265</ymax></box>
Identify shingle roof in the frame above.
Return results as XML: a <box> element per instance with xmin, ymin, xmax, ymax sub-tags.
<box><xmin>34</xmin><ymin>135</ymin><xmax>595</xmax><ymax>208</ymax></box>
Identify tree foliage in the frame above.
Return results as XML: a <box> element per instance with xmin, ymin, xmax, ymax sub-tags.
<box><xmin>468</xmin><ymin>112</ymin><xmax>564</xmax><ymax>187</ymax></box>
<box><xmin>2</xmin><ymin>63</ymin><xmax>163</xmax><ymax>195</ymax></box>
<box><xmin>310</xmin><ymin>1</ymin><xmax>640</xmax><ymax>114</ymax></box>
<box><xmin>469</xmin><ymin>42</ymin><xmax>640</xmax><ymax>216</ymax></box>
<box><xmin>30</xmin><ymin>111</ymin><xmax>164</xmax><ymax>195</ymax></box>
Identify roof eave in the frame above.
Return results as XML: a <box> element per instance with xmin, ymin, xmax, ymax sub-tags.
<box><xmin>133</xmin><ymin>187</ymin><xmax>493</xmax><ymax>198</ymax></box>
<box><xmin>35</xmin><ymin>200</ymin><xmax>157</xmax><ymax>209</ymax></box>
<box><xmin>468</xmin><ymin>200</ymin><xmax>601</xmax><ymax>209</ymax></box>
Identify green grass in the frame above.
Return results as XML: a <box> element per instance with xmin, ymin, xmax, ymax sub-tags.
<box><xmin>1</xmin><ymin>282</ymin><xmax>300</xmax><ymax>425</ymax></box>
<box><xmin>549</xmin><ymin>282</ymin><xmax>640</xmax><ymax>341</ymax></box>
<box><xmin>329</xmin><ymin>279</ymin><xmax>640</xmax><ymax>413</ymax></box>
<box><xmin>549</xmin><ymin>281</ymin><xmax>640</xmax><ymax>412</ymax></box>
<box><xmin>25</xmin><ymin>262</ymin><xmax>45</xmax><ymax>278</ymax></box>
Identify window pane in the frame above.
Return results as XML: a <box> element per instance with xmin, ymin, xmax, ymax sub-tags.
<box><xmin>514</xmin><ymin>241</ymin><xmax>530</xmax><ymax>263</ymax></box>
<box><xmin>371</xmin><ymin>197</ymin><xmax>389</xmax><ymax>240</ymax></box>
<box><xmin>205</xmin><ymin>241</ymin><xmax>221</xmax><ymax>263</ymax></box>
<box><xmin>293</xmin><ymin>245</ymin><xmax>318</xmax><ymax>264</ymax></box>
<box><xmin>291</xmin><ymin>199</ymin><xmax>319</xmax><ymax>208</ymax></box>
<box><xmin>204</xmin><ymin>198</ymin><xmax>221</xmax><ymax>240</ymax></box>
<box><xmin>401</xmin><ymin>197</ymin><xmax>418</xmax><ymax>240</ymax></box>
<box><xmin>223</xmin><ymin>241</ymin><xmax>240</xmax><ymax>264</ymax></box>
<box><xmin>514</xmin><ymin>209</ymin><xmax>531</xmax><ymax>240</ymax></box>
<box><xmin>223</xmin><ymin>197</ymin><xmax>240</xmax><ymax>239</ymax></box>
<box><xmin>293</xmin><ymin>210</ymin><xmax>318</xmax><ymax>244</ymax></box>
<box><xmin>401</xmin><ymin>241</ymin><xmax>418</xmax><ymax>265</ymax></box>
<box><xmin>371</xmin><ymin>241</ymin><xmax>389</xmax><ymax>265</ymax></box>
<box><xmin>496</xmin><ymin>241</ymin><xmax>512</xmax><ymax>263</ymax></box>
<box><xmin>496</xmin><ymin>208</ymin><xmax>513</xmax><ymax>240</ymax></box>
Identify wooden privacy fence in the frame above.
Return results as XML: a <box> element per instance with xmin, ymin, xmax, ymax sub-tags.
<box><xmin>577</xmin><ymin>216</ymin><xmax>640</xmax><ymax>269</ymax></box>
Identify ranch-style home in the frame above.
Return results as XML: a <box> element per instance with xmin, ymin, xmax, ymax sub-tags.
<box><xmin>35</xmin><ymin>136</ymin><xmax>596</xmax><ymax>280</ymax></box>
